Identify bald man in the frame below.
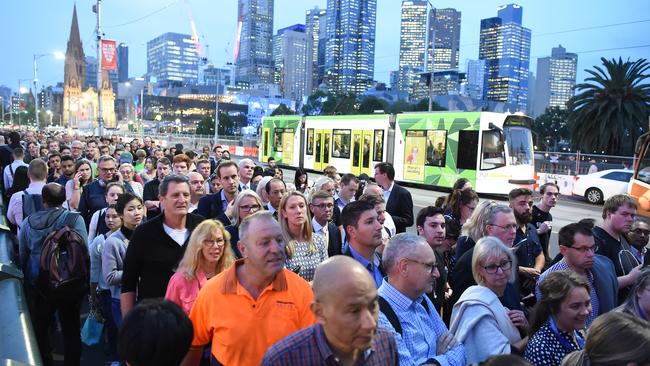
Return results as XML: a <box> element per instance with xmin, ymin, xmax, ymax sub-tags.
<box><xmin>262</xmin><ymin>256</ymin><xmax>399</xmax><ymax>365</ymax></box>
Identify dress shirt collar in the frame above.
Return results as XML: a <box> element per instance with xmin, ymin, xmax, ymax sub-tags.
<box><xmin>314</xmin><ymin>323</ymin><xmax>374</xmax><ymax>363</ymax></box>
<box><xmin>378</xmin><ymin>279</ymin><xmax>425</xmax><ymax>313</ymax></box>
<box><xmin>312</xmin><ymin>217</ymin><xmax>325</xmax><ymax>233</ymax></box>
<box><xmin>348</xmin><ymin>244</ymin><xmax>380</xmax><ymax>269</ymax></box>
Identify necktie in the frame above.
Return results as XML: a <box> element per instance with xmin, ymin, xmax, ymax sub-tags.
<box><xmin>322</xmin><ymin>226</ymin><xmax>329</xmax><ymax>244</ymax></box>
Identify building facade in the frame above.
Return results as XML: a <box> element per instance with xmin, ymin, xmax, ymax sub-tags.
<box><xmin>325</xmin><ymin>0</ymin><xmax>377</xmax><ymax>94</ymax></box>
<box><xmin>147</xmin><ymin>32</ymin><xmax>199</xmax><ymax>87</ymax></box>
<box><xmin>236</xmin><ymin>0</ymin><xmax>275</xmax><ymax>85</ymax></box>
<box><xmin>305</xmin><ymin>7</ymin><xmax>328</xmax><ymax>94</ymax></box>
<box><xmin>397</xmin><ymin>0</ymin><xmax>430</xmax><ymax>100</ymax></box>
<box><xmin>479</xmin><ymin>4</ymin><xmax>531</xmax><ymax>112</ymax></box>
<box><xmin>465</xmin><ymin>59</ymin><xmax>486</xmax><ymax>100</ymax></box>
<box><xmin>532</xmin><ymin>45</ymin><xmax>578</xmax><ymax>117</ymax></box>
<box><xmin>117</xmin><ymin>43</ymin><xmax>129</xmax><ymax>82</ymax></box>
<box><xmin>431</xmin><ymin>8</ymin><xmax>461</xmax><ymax>71</ymax></box>
<box><xmin>273</xmin><ymin>24</ymin><xmax>309</xmax><ymax>101</ymax></box>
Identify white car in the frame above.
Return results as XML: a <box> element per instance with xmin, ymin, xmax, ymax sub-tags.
<box><xmin>572</xmin><ymin>169</ymin><xmax>633</xmax><ymax>204</ymax></box>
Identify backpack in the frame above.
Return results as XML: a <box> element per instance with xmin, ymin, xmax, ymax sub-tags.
<box><xmin>38</xmin><ymin>212</ymin><xmax>90</xmax><ymax>301</ymax></box>
<box><xmin>22</xmin><ymin>190</ymin><xmax>44</xmax><ymax>219</ymax></box>
<box><xmin>378</xmin><ymin>295</ymin><xmax>430</xmax><ymax>336</ymax></box>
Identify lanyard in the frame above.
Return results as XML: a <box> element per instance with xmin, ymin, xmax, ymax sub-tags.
<box><xmin>549</xmin><ymin>317</ymin><xmax>584</xmax><ymax>352</ymax></box>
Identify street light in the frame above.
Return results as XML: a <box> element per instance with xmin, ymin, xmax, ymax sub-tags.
<box><xmin>46</xmin><ymin>110</ymin><xmax>53</xmax><ymax>128</ymax></box>
<box><xmin>17</xmin><ymin>78</ymin><xmax>31</xmax><ymax>126</ymax></box>
<box><xmin>33</xmin><ymin>51</ymin><xmax>65</xmax><ymax>129</ymax></box>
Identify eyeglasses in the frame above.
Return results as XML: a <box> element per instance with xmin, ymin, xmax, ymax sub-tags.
<box><xmin>488</xmin><ymin>223</ymin><xmax>518</xmax><ymax>231</ymax></box>
<box><xmin>100</xmin><ymin>167</ymin><xmax>116</xmax><ymax>173</ymax></box>
<box><xmin>312</xmin><ymin>203</ymin><xmax>334</xmax><ymax>209</ymax></box>
<box><xmin>568</xmin><ymin>245</ymin><xmax>598</xmax><ymax>254</ymax></box>
<box><xmin>404</xmin><ymin>258</ymin><xmax>438</xmax><ymax>275</ymax></box>
<box><xmin>203</xmin><ymin>238</ymin><xmax>225</xmax><ymax>247</ymax></box>
<box><xmin>631</xmin><ymin>229</ymin><xmax>650</xmax><ymax>236</ymax></box>
<box><xmin>240</xmin><ymin>204</ymin><xmax>261</xmax><ymax>212</ymax></box>
<box><xmin>482</xmin><ymin>260</ymin><xmax>512</xmax><ymax>274</ymax></box>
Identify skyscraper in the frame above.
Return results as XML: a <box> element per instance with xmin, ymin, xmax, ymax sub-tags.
<box><xmin>431</xmin><ymin>8</ymin><xmax>461</xmax><ymax>71</ymax></box>
<box><xmin>305</xmin><ymin>7</ymin><xmax>327</xmax><ymax>94</ymax></box>
<box><xmin>479</xmin><ymin>3</ymin><xmax>531</xmax><ymax>112</ymax></box>
<box><xmin>325</xmin><ymin>0</ymin><xmax>377</xmax><ymax>94</ymax></box>
<box><xmin>532</xmin><ymin>45</ymin><xmax>578</xmax><ymax>117</ymax></box>
<box><xmin>397</xmin><ymin>0</ymin><xmax>430</xmax><ymax>99</ymax></box>
<box><xmin>466</xmin><ymin>59</ymin><xmax>486</xmax><ymax>100</ymax></box>
<box><xmin>273</xmin><ymin>24</ymin><xmax>309</xmax><ymax>101</ymax></box>
<box><xmin>117</xmin><ymin>43</ymin><xmax>128</xmax><ymax>82</ymax></box>
<box><xmin>147</xmin><ymin>32</ymin><xmax>199</xmax><ymax>86</ymax></box>
<box><xmin>236</xmin><ymin>0</ymin><xmax>275</xmax><ymax>85</ymax></box>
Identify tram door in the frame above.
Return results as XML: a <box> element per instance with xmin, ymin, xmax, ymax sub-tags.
<box><xmin>313</xmin><ymin>130</ymin><xmax>330</xmax><ymax>172</ymax></box>
<box><xmin>261</xmin><ymin>127</ymin><xmax>271</xmax><ymax>163</ymax></box>
<box><xmin>350</xmin><ymin>130</ymin><xmax>373</xmax><ymax>176</ymax></box>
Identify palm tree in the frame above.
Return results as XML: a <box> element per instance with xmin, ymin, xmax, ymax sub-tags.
<box><xmin>568</xmin><ymin>57</ymin><xmax>650</xmax><ymax>155</ymax></box>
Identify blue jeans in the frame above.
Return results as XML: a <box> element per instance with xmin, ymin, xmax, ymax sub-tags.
<box><xmin>111</xmin><ymin>298</ymin><xmax>122</xmax><ymax>328</ymax></box>
<box><xmin>99</xmin><ymin>290</ymin><xmax>118</xmax><ymax>360</ymax></box>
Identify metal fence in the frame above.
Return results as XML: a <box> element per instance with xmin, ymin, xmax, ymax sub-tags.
<box><xmin>535</xmin><ymin>151</ymin><xmax>634</xmax><ymax>175</ymax></box>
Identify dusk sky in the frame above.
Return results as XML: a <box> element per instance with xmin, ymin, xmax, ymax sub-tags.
<box><xmin>2</xmin><ymin>0</ymin><xmax>649</xmax><ymax>91</ymax></box>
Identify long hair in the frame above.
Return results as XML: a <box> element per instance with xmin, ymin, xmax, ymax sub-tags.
<box><xmin>75</xmin><ymin>159</ymin><xmax>95</xmax><ymax>186</ymax></box>
<box><xmin>447</xmin><ymin>188</ymin><xmax>479</xmax><ymax>221</ymax></box>
<box><xmin>462</xmin><ymin>201</ymin><xmax>512</xmax><ymax>242</ymax></box>
<box><xmin>617</xmin><ymin>267</ymin><xmax>650</xmax><ymax>318</ymax></box>
<box><xmin>176</xmin><ymin>220</ymin><xmax>234</xmax><ymax>280</ymax></box>
<box><xmin>528</xmin><ymin>271</ymin><xmax>591</xmax><ymax>335</ymax></box>
<box><xmin>293</xmin><ymin>167</ymin><xmax>309</xmax><ymax>193</ymax></box>
<box><xmin>278</xmin><ymin>191</ymin><xmax>314</xmax><ymax>258</ymax></box>
<box><xmin>230</xmin><ymin>190</ymin><xmax>263</xmax><ymax>226</ymax></box>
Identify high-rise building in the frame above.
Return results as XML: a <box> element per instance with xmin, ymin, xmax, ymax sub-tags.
<box><xmin>466</xmin><ymin>59</ymin><xmax>486</xmax><ymax>100</ymax></box>
<box><xmin>236</xmin><ymin>0</ymin><xmax>275</xmax><ymax>85</ymax></box>
<box><xmin>431</xmin><ymin>8</ymin><xmax>461</xmax><ymax>71</ymax></box>
<box><xmin>147</xmin><ymin>32</ymin><xmax>199</xmax><ymax>87</ymax></box>
<box><xmin>200</xmin><ymin>64</ymin><xmax>233</xmax><ymax>94</ymax></box>
<box><xmin>390</xmin><ymin>71</ymin><xmax>400</xmax><ymax>91</ymax></box>
<box><xmin>85</xmin><ymin>56</ymin><xmax>119</xmax><ymax>91</ymax></box>
<box><xmin>397</xmin><ymin>0</ymin><xmax>431</xmax><ymax>99</ymax></box>
<box><xmin>532</xmin><ymin>45</ymin><xmax>578</xmax><ymax>117</ymax></box>
<box><xmin>479</xmin><ymin>4</ymin><xmax>531</xmax><ymax>112</ymax></box>
<box><xmin>117</xmin><ymin>43</ymin><xmax>128</xmax><ymax>82</ymax></box>
<box><xmin>305</xmin><ymin>7</ymin><xmax>328</xmax><ymax>94</ymax></box>
<box><xmin>273</xmin><ymin>24</ymin><xmax>309</xmax><ymax>101</ymax></box>
<box><xmin>325</xmin><ymin>0</ymin><xmax>377</xmax><ymax>94</ymax></box>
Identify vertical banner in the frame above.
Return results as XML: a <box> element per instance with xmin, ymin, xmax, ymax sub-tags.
<box><xmin>101</xmin><ymin>40</ymin><xmax>118</xmax><ymax>70</ymax></box>
<box><xmin>404</xmin><ymin>130</ymin><xmax>426</xmax><ymax>182</ymax></box>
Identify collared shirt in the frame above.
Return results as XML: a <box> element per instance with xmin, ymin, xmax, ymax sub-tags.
<box><xmin>312</xmin><ymin>217</ymin><xmax>326</xmax><ymax>233</ymax></box>
<box><xmin>261</xmin><ymin>322</ymin><xmax>398</xmax><ymax>366</ymax></box>
<box><xmin>7</xmin><ymin>181</ymin><xmax>47</xmax><ymax>234</ymax></box>
<box><xmin>377</xmin><ymin>281</ymin><xmax>466</xmax><ymax>366</ymax></box>
<box><xmin>3</xmin><ymin>159</ymin><xmax>28</xmax><ymax>189</ymax></box>
<box><xmin>334</xmin><ymin>193</ymin><xmax>354</xmax><ymax>212</ymax></box>
<box><xmin>536</xmin><ymin>259</ymin><xmax>599</xmax><ymax>326</ymax></box>
<box><xmin>348</xmin><ymin>244</ymin><xmax>383</xmax><ymax>288</ymax></box>
<box><xmin>220</xmin><ymin>189</ymin><xmax>229</xmax><ymax>212</ymax></box>
<box><xmin>631</xmin><ymin>246</ymin><xmax>647</xmax><ymax>265</ymax></box>
<box><xmin>189</xmin><ymin>260</ymin><xmax>316</xmax><ymax>366</ymax></box>
<box><xmin>382</xmin><ymin>182</ymin><xmax>395</xmax><ymax>203</ymax></box>
<box><xmin>240</xmin><ymin>181</ymin><xmax>251</xmax><ymax>191</ymax></box>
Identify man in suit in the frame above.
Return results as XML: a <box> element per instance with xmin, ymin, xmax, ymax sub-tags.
<box><xmin>196</xmin><ymin>161</ymin><xmax>239</xmax><ymax>226</ymax></box>
<box><xmin>374</xmin><ymin>162</ymin><xmax>413</xmax><ymax>233</ymax></box>
<box><xmin>264</xmin><ymin>178</ymin><xmax>286</xmax><ymax>219</ymax></box>
<box><xmin>341</xmin><ymin>200</ymin><xmax>385</xmax><ymax>288</ymax></box>
<box><xmin>309</xmin><ymin>190</ymin><xmax>342</xmax><ymax>257</ymax></box>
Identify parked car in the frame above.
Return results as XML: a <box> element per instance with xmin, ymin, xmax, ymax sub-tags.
<box><xmin>572</xmin><ymin>169</ymin><xmax>633</xmax><ymax>204</ymax></box>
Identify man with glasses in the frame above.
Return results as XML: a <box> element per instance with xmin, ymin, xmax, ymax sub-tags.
<box><xmin>532</xmin><ymin>183</ymin><xmax>559</xmax><ymax>260</ymax></box>
<box><xmin>70</xmin><ymin>140</ymin><xmax>85</xmax><ymax>161</ymax></box>
<box><xmin>79</xmin><ymin>155</ymin><xmax>117</xmax><ymax>227</ymax></box>
<box><xmin>627</xmin><ymin>219</ymin><xmax>649</xmax><ymax>264</ymax></box>
<box><xmin>309</xmin><ymin>190</ymin><xmax>342</xmax><ymax>257</ymax></box>
<box><xmin>536</xmin><ymin>222</ymin><xmax>618</xmax><ymax>326</ymax></box>
<box><xmin>377</xmin><ymin>233</ymin><xmax>466</xmax><ymax>366</ymax></box>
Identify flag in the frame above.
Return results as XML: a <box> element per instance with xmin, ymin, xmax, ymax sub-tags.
<box><xmin>101</xmin><ymin>40</ymin><xmax>117</xmax><ymax>70</ymax></box>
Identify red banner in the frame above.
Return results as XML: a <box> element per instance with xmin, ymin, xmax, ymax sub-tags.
<box><xmin>101</xmin><ymin>40</ymin><xmax>117</xmax><ymax>70</ymax></box>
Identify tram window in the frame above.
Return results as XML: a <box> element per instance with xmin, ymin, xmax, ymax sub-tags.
<box><xmin>425</xmin><ymin>130</ymin><xmax>447</xmax><ymax>167</ymax></box>
<box><xmin>263</xmin><ymin>130</ymin><xmax>270</xmax><ymax>156</ymax></box>
<box><xmin>273</xmin><ymin>128</ymin><xmax>284</xmax><ymax>152</ymax></box>
<box><xmin>457</xmin><ymin>130</ymin><xmax>479</xmax><ymax>170</ymax></box>
<box><xmin>373</xmin><ymin>130</ymin><xmax>384</xmax><ymax>161</ymax></box>
<box><xmin>636</xmin><ymin>148</ymin><xmax>650</xmax><ymax>184</ymax></box>
<box><xmin>332</xmin><ymin>129</ymin><xmax>351</xmax><ymax>158</ymax></box>
<box><xmin>504</xmin><ymin>126</ymin><xmax>533</xmax><ymax>165</ymax></box>
<box><xmin>480</xmin><ymin>130</ymin><xmax>506</xmax><ymax>170</ymax></box>
<box><xmin>306</xmin><ymin>129</ymin><xmax>314</xmax><ymax>155</ymax></box>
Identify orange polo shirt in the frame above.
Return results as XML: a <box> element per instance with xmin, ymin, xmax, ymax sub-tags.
<box><xmin>189</xmin><ymin>259</ymin><xmax>316</xmax><ymax>366</ymax></box>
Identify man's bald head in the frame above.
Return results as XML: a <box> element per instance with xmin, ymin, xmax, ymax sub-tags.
<box><xmin>312</xmin><ymin>256</ymin><xmax>376</xmax><ymax>303</ymax></box>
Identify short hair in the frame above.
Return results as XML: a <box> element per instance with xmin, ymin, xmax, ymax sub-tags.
<box><xmin>508</xmin><ymin>187</ymin><xmax>533</xmax><ymax>201</ymax></box>
<box><xmin>159</xmin><ymin>174</ymin><xmax>190</xmax><ymax>197</ymax></box>
<box><xmin>239</xmin><ymin>211</ymin><xmax>277</xmax><ymax>246</ymax></box>
<box><xmin>60</xmin><ymin>154</ymin><xmax>75</xmax><ymax>164</ymax></box>
<box><xmin>196</xmin><ymin>159</ymin><xmax>210</xmax><ymax>168</ymax></box>
<box><xmin>172</xmin><ymin>154</ymin><xmax>191</xmax><ymax>167</ymax></box>
<box><xmin>313</xmin><ymin>176</ymin><xmax>335</xmax><ymax>192</ymax></box>
<box><xmin>415</xmin><ymin>206</ymin><xmax>445</xmax><ymax>228</ymax></box>
<box><xmin>48</xmin><ymin>152</ymin><xmax>61</xmax><ymax>161</ymax></box>
<box><xmin>358</xmin><ymin>193</ymin><xmax>384</xmax><ymax>207</ymax></box>
<box><xmin>340</xmin><ymin>173</ymin><xmax>359</xmax><ymax>186</ymax></box>
<box><xmin>13</xmin><ymin>147</ymin><xmax>24</xmax><ymax>158</ymax></box>
<box><xmin>374</xmin><ymin>162</ymin><xmax>395</xmax><ymax>181</ymax></box>
<box><xmin>471</xmin><ymin>236</ymin><xmax>517</xmax><ymax>285</ymax></box>
<box><xmin>265</xmin><ymin>178</ymin><xmax>286</xmax><ymax>194</ymax></box>
<box><xmin>213</xmin><ymin>144</ymin><xmax>222</xmax><ymax>153</ymax></box>
<box><xmin>135</xmin><ymin>149</ymin><xmax>147</xmax><ymax>159</ymax></box>
<box><xmin>216</xmin><ymin>160</ymin><xmax>238</xmax><ymax>178</ymax></box>
<box><xmin>267</xmin><ymin>156</ymin><xmax>275</xmax><ymax>163</ymax></box>
<box><xmin>341</xmin><ymin>200</ymin><xmax>376</xmax><ymax>238</ymax></box>
<box><xmin>382</xmin><ymin>233</ymin><xmax>428</xmax><ymax>274</ymax></box>
<box><xmin>539</xmin><ymin>182</ymin><xmax>559</xmax><ymax>194</ymax></box>
<box><xmin>106</xmin><ymin>182</ymin><xmax>126</xmax><ymax>197</ymax></box>
<box><xmin>602</xmin><ymin>194</ymin><xmax>637</xmax><ymax>219</ymax></box>
<box><xmin>309</xmin><ymin>189</ymin><xmax>334</xmax><ymax>205</ymax></box>
<box><xmin>322</xmin><ymin>165</ymin><xmax>337</xmax><ymax>175</ymax></box>
<box><xmin>28</xmin><ymin>158</ymin><xmax>48</xmax><ymax>181</ymax></box>
<box><xmin>462</xmin><ymin>201</ymin><xmax>512</xmax><ymax>242</ymax></box>
<box><xmin>118</xmin><ymin>299</ymin><xmax>193</xmax><ymax>366</ymax></box>
<box><xmin>231</xmin><ymin>190</ymin><xmax>263</xmax><ymax>226</ymax></box>
<box><xmin>255</xmin><ymin>176</ymin><xmax>273</xmax><ymax>199</ymax></box>
<box><xmin>558</xmin><ymin>222</ymin><xmax>594</xmax><ymax>248</ymax></box>
<box><xmin>115</xmin><ymin>192</ymin><xmax>143</xmax><ymax>215</ymax></box>
<box><xmin>97</xmin><ymin>155</ymin><xmax>116</xmax><ymax>166</ymax></box>
<box><xmin>157</xmin><ymin>157</ymin><xmax>171</xmax><ymax>167</ymax></box>
<box><xmin>238</xmin><ymin>158</ymin><xmax>254</xmax><ymax>170</ymax></box>
<box><xmin>42</xmin><ymin>182</ymin><xmax>66</xmax><ymax>207</ymax></box>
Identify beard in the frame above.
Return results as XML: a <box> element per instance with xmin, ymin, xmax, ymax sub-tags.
<box><xmin>514</xmin><ymin>210</ymin><xmax>532</xmax><ymax>225</ymax></box>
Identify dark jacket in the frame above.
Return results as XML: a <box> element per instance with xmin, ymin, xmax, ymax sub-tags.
<box><xmin>196</xmin><ymin>189</ymin><xmax>232</xmax><ymax>226</ymax></box>
<box><xmin>313</xmin><ymin>222</ymin><xmax>343</xmax><ymax>257</ymax></box>
<box><xmin>385</xmin><ymin>183</ymin><xmax>414</xmax><ymax>233</ymax></box>
<box><xmin>225</xmin><ymin>224</ymin><xmax>242</xmax><ymax>259</ymax></box>
<box><xmin>121</xmin><ymin>212</ymin><xmax>205</xmax><ymax>301</ymax></box>
<box><xmin>78</xmin><ymin>180</ymin><xmax>107</xmax><ymax>228</ymax></box>
<box><xmin>142</xmin><ymin>178</ymin><xmax>161</xmax><ymax>218</ymax></box>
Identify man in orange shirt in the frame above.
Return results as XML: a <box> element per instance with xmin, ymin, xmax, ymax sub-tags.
<box><xmin>182</xmin><ymin>211</ymin><xmax>316</xmax><ymax>366</ymax></box>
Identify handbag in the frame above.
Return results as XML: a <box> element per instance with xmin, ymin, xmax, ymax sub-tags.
<box><xmin>81</xmin><ymin>310</ymin><xmax>104</xmax><ymax>346</ymax></box>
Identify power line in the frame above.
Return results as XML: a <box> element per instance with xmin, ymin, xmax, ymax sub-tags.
<box><xmin>104</xmin><ymin>1</ymin><xmax>180</xmax><ymax>29</ymax></box>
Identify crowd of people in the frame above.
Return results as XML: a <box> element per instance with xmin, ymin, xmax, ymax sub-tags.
<box><xmin>0</xmin><ymin>129</ymin><xmax>648</xmax><ymax>366</ymax></box>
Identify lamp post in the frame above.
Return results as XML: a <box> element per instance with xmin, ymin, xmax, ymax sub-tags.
<box><xmin>17</xmin><ymin>79</ymin><xmax>31</xmax><ymax>126</ymax></box>
<box><xmin>0</xmin><ymin>96</ymin><xmax>3</xmax><ymax>124</ymax></box>
<box><xmin>33</xmin><ymin>51</ymin><xmax>65</xmax><ymax>129</ymax></box>
<box><xmin>46</xmin><ymin>110</ymin><xmax>53</xmax><ymax>128</ymax></box>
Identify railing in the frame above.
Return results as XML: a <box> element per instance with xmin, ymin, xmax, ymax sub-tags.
<box><xmin>535</xmin><ymin>151</ymin><xmax>634</xmax><ymax>175</ymax></box>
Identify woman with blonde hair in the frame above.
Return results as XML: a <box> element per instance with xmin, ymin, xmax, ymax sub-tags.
<box><xmin>279</xmin><ymin>191</ymin><xmax>327</xmax><ymax>281</ymax></box>
<box><xmin>165</xmin><ymin>220</ymin><xmax>234</xmax><ymax>315</ymax></box>
<box><xmin>225</xmin><ymin>191</ymin><xmax>263</xmax><ymax>259</ymax></box>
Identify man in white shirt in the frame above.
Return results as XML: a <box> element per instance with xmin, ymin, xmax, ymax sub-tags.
<box><xmin>187</xmin><ymin>172</ymin><xmax>205</xmax><ymax>213</ymax></box>
<box><xmin>7</xmin><ymin>158</ymin><xmax>48</xmax><ymax>234</ymax></box>
<box><xmin>4</xmin><ymin>147</ymin><xmax>28</xmax><ymax>190</ymax></box>
<box><xmin>309</xmin><ymin>190</ymin><xmax>342</xmax><ymax>257</ymax></box>
<box><xmin>364</xmin><ymin>182</ymin><xmax>397</xmax><ymax>237</ymax></box>
<box><xmin>238</xmin><ymin>158</ymin><xmax>255</xmax><ymax>191</ymax></box>
<box><xmin>334</xmin><ymin>173</ymin><xmax>359</xmax><ymax>211</ymax></box>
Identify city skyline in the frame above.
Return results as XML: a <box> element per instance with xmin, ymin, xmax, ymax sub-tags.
<box><xmin>1</xmin><ymin>0</ymin><xmax>648</xmax><ymax>93</ymax></box>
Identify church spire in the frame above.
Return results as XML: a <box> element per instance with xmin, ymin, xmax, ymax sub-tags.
<box><xmin>64</xmin><ymin>3</ymin><xmax>85</xmax><ymax>88</ymax></box>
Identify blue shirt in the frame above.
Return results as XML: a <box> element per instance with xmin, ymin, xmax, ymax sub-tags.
<box><xmin>348</xmin><ymin>244</ymin><xmax>383</xmax><ymax>288</ymax></box>
<box><xmin>377</xmin><ymin>281</ymin><xmax>466</xmax><ymax>366</ymax></box>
